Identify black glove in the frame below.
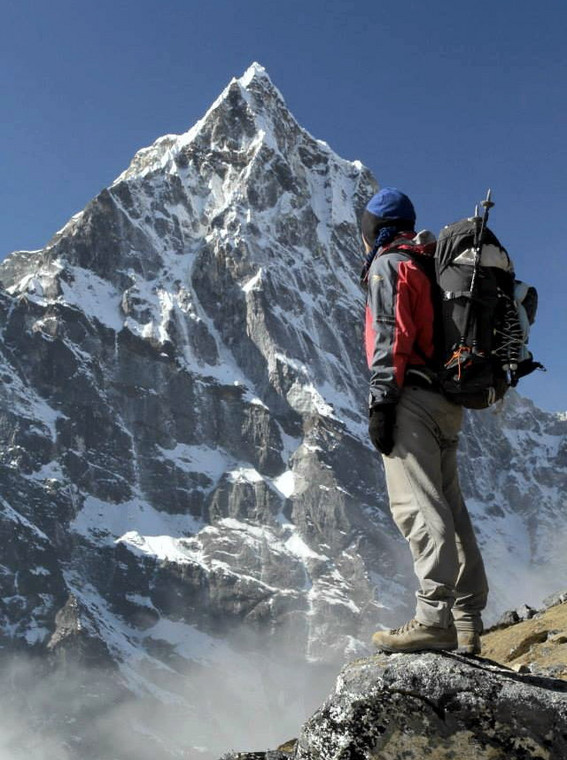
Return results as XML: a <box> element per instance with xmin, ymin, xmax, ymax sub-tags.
<box><xmin>368</xmin><ymin>404</ymin><xmax>397</xmax><ymax>455</ymax></box>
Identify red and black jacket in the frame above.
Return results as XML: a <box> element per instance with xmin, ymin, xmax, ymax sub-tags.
<box><xmin>364</xmin><ymin>231</ymin><xmax>437</xmax><ymax>406</ymax></box>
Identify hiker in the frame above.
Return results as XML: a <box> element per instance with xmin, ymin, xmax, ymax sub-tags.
<box><xmin>361</xmin><ymin>187</ymin><xmax>488</xmax><ymax>655</ymax></box>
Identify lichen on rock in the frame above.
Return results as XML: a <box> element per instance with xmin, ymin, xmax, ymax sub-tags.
<box><xmin>294</xmin><ymin>651</ymin><xmax>567</xmax><ymax>759</ymax></box>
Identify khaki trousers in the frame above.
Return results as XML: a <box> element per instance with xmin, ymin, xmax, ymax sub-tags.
<box><xmin>382</xmin><ymin>387</ymin><xmax>488</xmax><ymax>632</ymax></box>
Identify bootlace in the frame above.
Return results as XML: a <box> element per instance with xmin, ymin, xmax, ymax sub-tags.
<box><xmin>391</xmin><ymin>619</ymin><xmax>420</xmax><ymax>635</ymax></box>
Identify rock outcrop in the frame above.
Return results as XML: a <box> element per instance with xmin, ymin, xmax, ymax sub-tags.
<box><xmin>298</xmin><ymin>652</ymin><xmax>567</xmax><ymax>759</ymax></box>
<box><xmin>225</xmin><ymin>652</ymin><xmax>567</xmax><ymax>760</ymax></box>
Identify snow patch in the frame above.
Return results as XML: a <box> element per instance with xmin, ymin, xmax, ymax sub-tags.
<box><xmin>227</xmin><ymin>467</ymin><xmax>263</xmax><ymax>485</ymax></box>
<box><xmin>59</xmin><ymin>266</ymin><xmax>124</xmax><ymax>331</ymax></box>
<box><xmin>285</xmin><ymin>532</ymin><xmax>327</xmax><ymax>562</ymax></box>
<box><xmin>272</xmin><ymin>470</ymin><xmax>296</xmax><ymax>498</ymax></box>
<box><xmin>157</xmin><ymin>443</ymin><xmax>227</xmax><ymax>484</ymax></box>
<box><xmin>117</xmin><ymin>532</ymin><xmax>196</xmax><ymax>564</ymax></box>
<box><xmin>242</xmin><ymin>268</ymin><xmax>263</xmax><ymax>293</ymax></box>
<box><xmin>71</xmin><ymin>494</ymin><xmax>203</xmax><ymax>544</ymax></box>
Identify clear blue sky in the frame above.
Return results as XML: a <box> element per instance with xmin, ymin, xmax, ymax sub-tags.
<box><xmin>2</xmin><ymin>0</ymin><xmax>565</xmax><ymax>411</ymax></box>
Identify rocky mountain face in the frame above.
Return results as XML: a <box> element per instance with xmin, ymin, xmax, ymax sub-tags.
<box><xmin>0</xmin><ymin>63</ymin><xmax>566</xmax><ymax>758</ymax></box>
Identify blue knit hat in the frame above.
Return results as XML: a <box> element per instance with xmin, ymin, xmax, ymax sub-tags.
<box><xmin>362</xmin><ymin>187</ymin><xmax>416</xmax><ymax>245</ymax></box>
<box><xmin>366</xmin><ymin>187</ymin><xmax>416</xmax><ymax>221</ymax></box>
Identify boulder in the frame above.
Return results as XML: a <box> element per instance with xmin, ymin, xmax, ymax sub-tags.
<box><xmin>294</xmin><ymin>652</ymin><xmax>567</xmax><ymax>759</ymax></box>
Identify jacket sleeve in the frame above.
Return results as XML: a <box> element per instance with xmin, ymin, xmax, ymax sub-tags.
<box><xmin>365</xmin><ymin>253</ymin><xmax>431</xmax><ymax>406</ymax></box>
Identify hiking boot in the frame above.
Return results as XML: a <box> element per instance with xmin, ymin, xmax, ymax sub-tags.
<box><xmin>456</xmin><ymin>630</ymin><xmax>482</xmax><ymax>655</ymax></box>
<box><xmin>372</xmin><ymin>619</ymin><xmax>458</xmax><ymax>653</ymax></box>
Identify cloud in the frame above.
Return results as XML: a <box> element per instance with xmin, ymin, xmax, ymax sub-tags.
<box><xmin>0</xmin><ymin>632</ymin><xmax>341</xmax><ymax>759</ymax></box>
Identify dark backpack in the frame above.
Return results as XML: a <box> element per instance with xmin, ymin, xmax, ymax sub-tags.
<box><xmin>433</xmin><ymin>216</ymin><xmax>542</xmax><ymax>409</ymax></box>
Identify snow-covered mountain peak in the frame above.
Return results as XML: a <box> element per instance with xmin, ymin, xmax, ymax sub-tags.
<box><xmin>236</xmin><ymin>60</ymin><xmax>287</xmax><ymax>106</ymax></box>
<box><xmin>239</xmin><ymin>60</ymin><xmax>273</xmax><ymax>88</ymax></box>
<box><xmin>112</xmin><ymin>63</ymin><xmax>294</xmax><ymax>186</ymax></box>
<box><xmin>111</xmin><ymin>62</ymin><xmax>362</xmax><ymax>197</ymax></box>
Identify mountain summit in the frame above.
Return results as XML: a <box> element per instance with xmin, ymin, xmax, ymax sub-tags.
<box><xmin>0</xmin><ymin>64</ymin><xmax>565</xmax><ymax>758</ymax></box>
<box><xmin>116</xmin><ymin>61</ymin><xmax>297</xmax><ymax>184</ymax></box>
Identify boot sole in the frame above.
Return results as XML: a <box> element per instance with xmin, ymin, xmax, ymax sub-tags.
<box><xmin>375</xmin><ymin>642</ymin><xmax>458</xmax><ymax>654</ymax></box>
<box><xmin>456</xmin><ymin>646</ymin><xmax>481</xmax><ymax>655</ymax></box>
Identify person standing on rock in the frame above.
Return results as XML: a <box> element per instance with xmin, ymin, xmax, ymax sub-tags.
<box><xmin>361</xmin><ymin>187</ymin><xmax>488</xmax><ymax>655</ymax></box>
